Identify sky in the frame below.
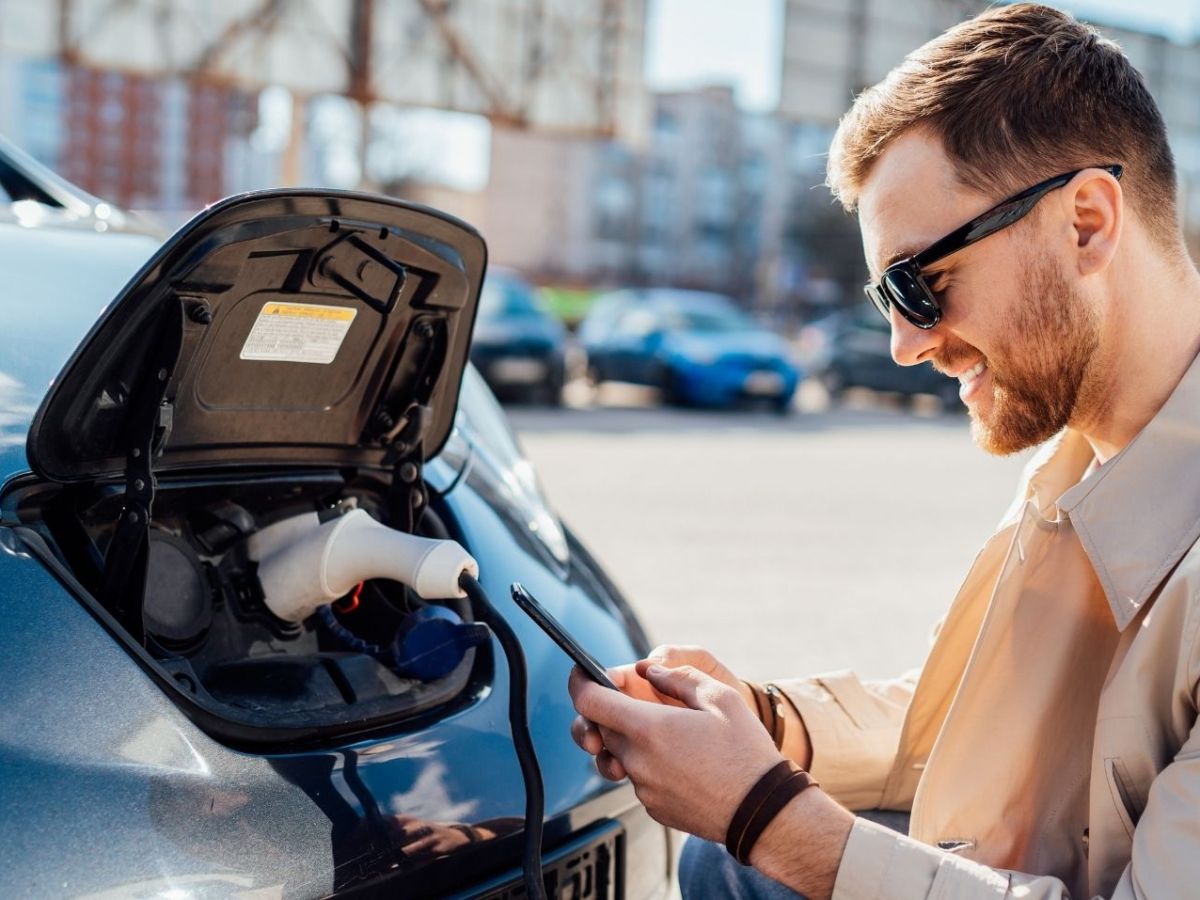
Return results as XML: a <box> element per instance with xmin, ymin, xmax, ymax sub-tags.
<box><xmin>646</xmin><ymin>0</ymin><xmax>1200</xmax><ymax>113</ymax></box>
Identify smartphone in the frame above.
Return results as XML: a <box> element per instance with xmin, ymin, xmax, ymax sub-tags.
<box><xmin>511</xmin><ymin>582</ymin><xmax>618</xmax><ymax>690</ymax></box>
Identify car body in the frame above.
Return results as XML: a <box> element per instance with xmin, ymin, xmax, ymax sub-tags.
<box><xmin>469</xmin><ymin>268</ymin><xmax>569</xmax><ymax>405</ymax></box>
<box><xmin>0</xmin><ymin>152</ymin><xmax>669</xmax><ymax>898</ymax></box>
<box><xmin>800</xmin><ymin>308</ymin><xmax>963</xmax><ymax>411</ymax></box>
<box><xmin>579</xmin><ymin>288</ymin><xmax>801</xmax><ymax>412</ymax></box>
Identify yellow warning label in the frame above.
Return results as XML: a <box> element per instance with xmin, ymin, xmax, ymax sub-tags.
<box><xmin>261</xmin><ymin>302</ymin><xmax>356</xmax><ymax>322</ymax></box>
<box><xmin>240</xmin><ymin>301</ymin><xmax>357</xmax><ymax>364</ymax></box>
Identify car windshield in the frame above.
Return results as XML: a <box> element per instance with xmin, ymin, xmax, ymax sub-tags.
<box><xmin>661</xmin><ymin>305</ymin><xmax>757</xmax><ymax>334</ymax></box>
<box><xmin>479</xmin><ymin>278</ymin><xmax>542</xmax><ymax>318</ymax></box>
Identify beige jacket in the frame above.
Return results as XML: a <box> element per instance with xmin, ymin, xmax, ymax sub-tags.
<box><xmin>778</xmin><ymin>352</ymin><xmax>1200</xmax><ymax>899</ymax></box>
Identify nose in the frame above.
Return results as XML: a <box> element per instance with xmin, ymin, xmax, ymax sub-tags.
<box><xmin>889</xmin><ymin>304</ymin><xmax>943</xmax><ymax>366</ymax></box>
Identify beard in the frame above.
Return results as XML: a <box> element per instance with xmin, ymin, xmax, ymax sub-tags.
<box><xmin>936</xmin><ymin>253</ymin><xmax>1103</xmax><ymax>456</ymax></box>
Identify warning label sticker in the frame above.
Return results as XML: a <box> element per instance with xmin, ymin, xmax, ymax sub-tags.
<box><xmin>240</xmin><ymin>301</ymin><xmax>357</xmax><ymax>364</ymax></box>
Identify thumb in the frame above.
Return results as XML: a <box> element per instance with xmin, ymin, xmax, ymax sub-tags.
<box><xmin>643</xmin><ymin>663</ymin><xmax>728</xmax><ymax>711</ymax></box>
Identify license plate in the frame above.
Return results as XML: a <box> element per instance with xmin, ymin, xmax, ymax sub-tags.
<box><xmin>492</xmin><ymin>358</ymin><xmax>548</xmax><ymax>384</ymax></box>
<box><xmin>462</xmin><ymin>821</ymin><xmax>624</xmax><ymax>899</ymax></box>
<box><xmin>743</xmin><ymin>370</ymin><xmax>784</xmax><ymax>395</ymax></box>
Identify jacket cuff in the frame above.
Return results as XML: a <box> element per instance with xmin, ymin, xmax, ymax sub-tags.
<box><xmin>832</xmin><ymin>819</ymin><xmax>1010</xmax><ymax>900</ymax></box>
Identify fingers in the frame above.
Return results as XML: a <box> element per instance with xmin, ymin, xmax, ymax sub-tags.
<box><xmin>596</xmin><ymin>748</ymin><xmax>627</xmax><ymax>781</ymax></box>
<box><xmin>571</xmin><ymin>714</ymin><xmax>604</xmax><ymax>756</ymax></box>
<box><xmin>569</xmin><ymin>665</ymin><xmax>639</xmax><ymax>728</ymax></box>
<box><xmin>633</xmin><ymin>658</ymin><xmax>659</xmax><ymax>680</ymax></box>
<box><xmin>572</xmin><ymin>712</ymin><xmax>628</xmax><ymax>781</ymax></box>
<box><xmin>642</xmin><ymin>663</ymin><xmax>733</xmax><ymax>712</ymax></box>
<box><xmin>644</xmin><ymin>644</ymin><xmax>714</xmax><ymax>670</ymax></box>
<box><xmin>605</xmin><ymin>663</ymin><xmax>637</xmax><ymax>692</ymax></box>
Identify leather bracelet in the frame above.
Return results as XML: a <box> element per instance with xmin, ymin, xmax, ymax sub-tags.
<box><xmin>734</xmin><ymin>767</ymin><xmax>819</xmax><ymax>865</ymax></box>
<box><xmin>743</xmin><ymin>681</ymin><xmax>786</xmax><ymax>750</ymax></box>
<box><xmin>725</xmin><ymin>760</ymin><xmax>796</xmax><ymax>862</ymax></box>
<box><xmin>725</xmin><ymin>760</ymin><xmax>820</xmax><ymax>865</ymax></box>
<box><xmin>763</xmin><ymin>683</ymin><xmax>787</xmax><ymax>750</ymax></box>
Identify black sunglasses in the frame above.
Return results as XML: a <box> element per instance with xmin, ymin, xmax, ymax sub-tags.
<box><xmin>864</xmin><ymin>164</ymin><xmax>1123</xmax><ymax>329</ymax></box>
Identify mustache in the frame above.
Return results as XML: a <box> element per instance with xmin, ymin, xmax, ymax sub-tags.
<box><xmin>931</xmin><ymin>340</ymin><xmax>984</xmax><ymax>376</ymax></box>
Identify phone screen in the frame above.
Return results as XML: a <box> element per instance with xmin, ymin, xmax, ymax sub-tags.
<box><xmin>511</xmin><ymin>583</ymin><xmax>618</xmax><ymax>690</ymax></box>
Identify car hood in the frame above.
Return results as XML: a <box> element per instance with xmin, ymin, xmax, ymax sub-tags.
<box><xmin>666</xmin><ymin>329</ymin><xmax>792</xmax><ymax>361</ymax></box>
<box><xmin>27</xmin><ymin>190</ymin><xmax>485</xmax><ymax>483</ymax></box>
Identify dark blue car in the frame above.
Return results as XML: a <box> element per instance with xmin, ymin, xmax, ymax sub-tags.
<box><xmin>0</xmin><ymin>149</ymin><xmax>669</xmax><ymax>897</ymax></box>
<box><xmin>469</xmin><ymin>269</ymin><xmax>569</xmax><ymax>405</ymax></box>
<box><xmin>580</xmin><ymin>289</ymin><xmax>801</xmax><ymax>412</ymax></box>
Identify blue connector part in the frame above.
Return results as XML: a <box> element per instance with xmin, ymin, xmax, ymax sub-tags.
<box><xmin>391</xmin><ymin>606</ymin><xmax>491</xmax><ymax>680</ymax></box>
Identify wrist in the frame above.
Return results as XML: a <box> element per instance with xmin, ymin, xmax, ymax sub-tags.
<box><xmin>738</xmin><ymin>679</ymin><xmax>757</xmax><ymax>712</ymax></box>
<box><xmin>749</xmin><ymin>789</ymin><xmax>854</xmax><ymax>900</ymax></box>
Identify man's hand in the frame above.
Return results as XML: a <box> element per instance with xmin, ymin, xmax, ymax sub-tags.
<box><xmin>570</xmin><ymin>645</ymin><xmax>752</xmax><ymax>781</ymax></box>
<box><xmin>568</xmin><ymin>661</ymin><xmax>782</xmax><ymax>843</ymax></box>
<box><xmin>571</xmin><ymin>644</ymin><xmax>811</xmax><ymax>776</ymax></box>
<box><xmin>639</xmin><ymin>643</ymin><xmax>752</xmax><ymax>700</ymax></box>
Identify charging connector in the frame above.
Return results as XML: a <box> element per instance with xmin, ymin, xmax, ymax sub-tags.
<box><xmin>248</xmin><ymin>509</ymin><xmax>478</xmax><ymax>622</ymax></box>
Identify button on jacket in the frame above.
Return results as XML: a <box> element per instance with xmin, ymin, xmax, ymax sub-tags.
<box><xmin>777</xmin><ymin>351</ymin><xmax>1200</xmax><ymax>899</ymax></box>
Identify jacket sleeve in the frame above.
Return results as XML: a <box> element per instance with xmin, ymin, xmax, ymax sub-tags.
<box><xmin>772</xmin><ymin>668</ymin><xmax>918</xmax><ymax>811</ymax></box>
<box><xmin>830</xmin><ymin>711</ymin><xmax>1200</xmax><ymax>900</ymax></box>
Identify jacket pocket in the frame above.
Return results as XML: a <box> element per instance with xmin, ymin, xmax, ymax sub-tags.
<box><xmin>1104</xmin><ymin>756</ymin><xmax>1145</xmax><ymax>839</ymax></box>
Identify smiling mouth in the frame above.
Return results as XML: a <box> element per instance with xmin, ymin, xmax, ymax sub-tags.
<box><xmin>956</xmin><ymin>361</ymin><xmax>988</xmax><ymax>386</ymax></box>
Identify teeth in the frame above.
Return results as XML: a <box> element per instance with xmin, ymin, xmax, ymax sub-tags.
<box><xmin>957</xmin><ymin>361</ymin><xmax>987</xmax><ymax>385</ymax></box>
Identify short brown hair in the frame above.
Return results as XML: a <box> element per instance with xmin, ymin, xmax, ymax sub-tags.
<box><xmin>827</xmin><ymin>3</ymin><xmax>1179</xmax><ymax>248</ymax></box>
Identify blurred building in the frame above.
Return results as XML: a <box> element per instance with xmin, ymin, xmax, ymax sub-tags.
<box><xmin>480</xmin><ymin>127</ymin><xmax>636</xmax><ymax>283</ymax></box>
<box><xmin>0</xmin><ymin>57</ymin><xmax>258</xmax><ymax>212</ymax></box>
<box><xmin>639</xmin><ymin>86</ymin><xmax>780</xmax><ymax>297</ymax></box>
<box><xmin>483</xmin><ymin>86</ymin><xmax>795</xmax><ymax>303</ymax></box>
<box><xmin>0</xmin><ymin>0</ymin><xmax>651</xmax><ymax>222</ymax></box>
<box><xmin>778</xmin><ymin>0</ymin><xmax>980</xmax><ymax>123</ymax></box>
<box><xmin>0</xmin><ymin>0</ymin><xmax>648</xmax><ymax>142</ymax></box>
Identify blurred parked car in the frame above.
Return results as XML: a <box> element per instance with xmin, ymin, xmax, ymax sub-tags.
<box><xmin>0</xmin><ymin>145</ymin><xmax>669</xmax><ymax>897</ymax></box>
<box><xmin>800</xmin><ymin>308</ymin><xmax>963</xmax><ymax>411</ymax></box>
<box><xmin>469</xmin><ymin>268</ymin><xmax>569</xmax><ymax>404</ymax></box>
<box><xmin>579</xmin><ymin>288</ymin><xmax>801</xmax><ymax>412</ymax></box>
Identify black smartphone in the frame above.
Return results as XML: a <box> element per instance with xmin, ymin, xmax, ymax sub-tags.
<box><xmin>511</xmin><ymin>582</ymin><xmax>618</xmax><ymax>690</ymax></box>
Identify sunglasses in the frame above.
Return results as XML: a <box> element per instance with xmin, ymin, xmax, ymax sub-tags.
<box><xmin>864</xmin><ymin>164</ymin><xmax>1123</xmax><ymax>330</ymax></box>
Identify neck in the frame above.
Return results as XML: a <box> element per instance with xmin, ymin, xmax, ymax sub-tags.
<box><xmin>1076</xmin><ymin>245</ymin><xmax>1200</xmax><ymax>463</ymax></box>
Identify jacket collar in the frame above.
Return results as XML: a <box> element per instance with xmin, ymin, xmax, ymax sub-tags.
<box><xmin>1036</xmin><ymin>350</ymin><xmax>1200</xmax><ymax>630</ymax></box>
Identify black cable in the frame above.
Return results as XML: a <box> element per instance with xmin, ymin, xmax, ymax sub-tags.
<box><xmin>459</xmin><ymin>572</ymin><xmax>546</xmax><ymax>900</ymax></box>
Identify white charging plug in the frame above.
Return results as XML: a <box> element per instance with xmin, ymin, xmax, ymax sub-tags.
<box><xmin>247</xmin><ymin>509</ymin><xmax>479</xmax><ymax>623</ymax></box>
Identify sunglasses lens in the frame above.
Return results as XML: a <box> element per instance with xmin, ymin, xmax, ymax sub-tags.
<box><xmin>882</xmin><ymin>268</ymin><xmax>940</xmax><ymax>328</ymax></box>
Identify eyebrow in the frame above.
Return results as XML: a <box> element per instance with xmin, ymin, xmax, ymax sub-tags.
<box><xmin>883</xmin><ymin>248</ymin><xmax>920</xmax><ymax>269</ymax></box>
<box><xmin>871</xmin><ymin>248</ymin><xmax>959</xmax><ymax>285</ymax></box>
<box><xmin>870</xmin><ymin>246</ymin><xmax>921</xmax><ymax>279</ymax></box>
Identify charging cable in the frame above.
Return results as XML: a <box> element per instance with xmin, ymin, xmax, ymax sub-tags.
<box><xmin>460</xmin><ymin>572</ymin><xmax>546</xmax><ymax>900</ymax></box>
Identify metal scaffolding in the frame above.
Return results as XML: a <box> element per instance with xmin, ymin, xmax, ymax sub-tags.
<box><xmin>0</xmin><ymin>0</ymin><xmax>646</xmax><ymax>138</ymax></box>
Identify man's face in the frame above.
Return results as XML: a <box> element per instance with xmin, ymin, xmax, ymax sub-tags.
<box><xmin>857</xmin><ymin>130</ymin><xmax>1103</xmax><ymax>455</ymax></box>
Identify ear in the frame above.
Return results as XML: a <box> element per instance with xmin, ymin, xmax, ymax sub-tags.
<box><xmin>1063</xmin><ymin>167</ymin><xmax>1122</xmax><ymax>277</ymax></box>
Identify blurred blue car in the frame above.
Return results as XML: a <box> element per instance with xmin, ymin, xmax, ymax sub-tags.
<box><xmin>469</xmin><ymin>268</ymin><xmax>569</xmax><ymax>404</ymax></box>
<box><xmin>579</xmin><ymin>288</ymin><xmax>801</xmax><ymax>412</ymax></box>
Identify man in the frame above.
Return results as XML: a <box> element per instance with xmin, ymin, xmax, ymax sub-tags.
<box><xmin>568</xmin><ymin>4</ymin><xmax>1200</xmax><ymax>898</ymax></box>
